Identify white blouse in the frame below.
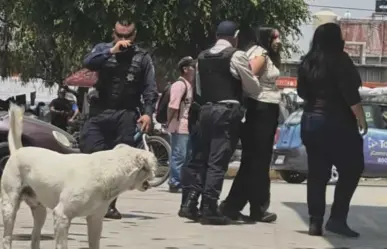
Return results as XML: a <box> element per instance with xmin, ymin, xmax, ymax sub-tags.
<box><xmin>246</xmin><ymin>45</ymin><xmax>281</xmax><ymax>104</ymax></box>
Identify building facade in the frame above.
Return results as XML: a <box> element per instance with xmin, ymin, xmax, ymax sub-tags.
<box><xmin>276</xmin><ymin>9</ymin><xmax>387</xmax><ymax>89</ymax></box>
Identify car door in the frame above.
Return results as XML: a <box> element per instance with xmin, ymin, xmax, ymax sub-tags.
<box><xmin>275</xmin><ymin>109</ymin><xmax>303</xmax><ymax>150</ymax></box>
<box><xmin>362</xmin><ymin>104</ymin><xmax>387</xmax><ymax>177</ymax></box>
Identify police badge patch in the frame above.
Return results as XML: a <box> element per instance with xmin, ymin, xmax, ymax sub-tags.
<box><xmin>126</xmin><ymin>73</ymin><xmax>134</xmax><ymax>81</ymax></box>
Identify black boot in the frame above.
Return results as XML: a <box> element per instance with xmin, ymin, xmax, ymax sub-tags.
<box><xmin>219</xmin><ymin>201</ymin><xmax>254</xmax><ymax>223</ymax></box>
<box><xmin>250</xmin><ymin>211</ymin><xmax>277</xmax><ymax>223</ymax></box>
<box><xmin>200</xmin><ymin>198</ymin><xmax>231</xmax><ymax>225</ymax></box>
<box><xmin>325</xmin><ymin>218</ymin><xmax>360</xmax><ymax>238</ymax></box>
<box><xmin>309</xmin><ymin>217</ymin><xmax>323</xmax><ymax>236</ymax></box>
<box><xmin>105</xmin><ymin>198</ymin><xmax>122</xmax><ymax>220</ymax></box>
<box><xmin>180</xmin><ymin>188</ymin><xmax>189</xmax><ymax>208</ymax></box>
<box><xmin>169</xmin><ymin>184</ymin><xmax>181</xmax><ymax>193</ymax></box>
<box><xmin>178</xmin><ymin>191</ymin><xmax>201</xmax><ymax>222</ymax></box>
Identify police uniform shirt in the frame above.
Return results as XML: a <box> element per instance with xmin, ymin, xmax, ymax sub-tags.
<box><xmin>83</xmin><ymin>42</ymin><xmax>158</xmax><ymax>116</ymax></box>
<box><xmin>196</xmin><ymin>39</ymin><xmax>261</xmax><ymax>102</ymax></box>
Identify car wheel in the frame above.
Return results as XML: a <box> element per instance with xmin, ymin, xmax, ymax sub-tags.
<box><xmin>329</xmin><ymin>166</ymin><xmax>339</xmax><ymax>184</ymax></box>
<box><xmin>279</xmin><ymin>170</ymin><xmax>307</xmax><ymax>184</ymax></box>
<box><xmin>0</xmin><ymin>154</ymin><xmax>10</xmax><ymax>178</ymax></box>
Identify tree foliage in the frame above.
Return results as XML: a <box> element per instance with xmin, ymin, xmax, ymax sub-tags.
<box><xmin>0</xmin><ymin>0</ymin><xmax>309</xmax><ymax>86</ymax></box>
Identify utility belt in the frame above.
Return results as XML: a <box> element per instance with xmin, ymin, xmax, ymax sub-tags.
<box><xmin>204</xmin><ymin>100</ymin><xmax>246</xmax><ymax>123</ymax></box>
<box><xmin>89</xmin><ymin>102</ymin><xmax>140</xmax><ymax>118</ymax></box>
<box><xmin>188</xmin><ymin>99</ymin><xmax>243</xmax><ymax>124</ymax></box>
<box><xmin>204</xmin><ymin>100</ymin><xmax>240</xmax><ymax>108</ymax></box>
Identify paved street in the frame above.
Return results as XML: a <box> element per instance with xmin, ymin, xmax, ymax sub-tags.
<box><xmin>1</xmin><ymin>180</ymin><xmax>387</xmax><ymax>249</ymax></box>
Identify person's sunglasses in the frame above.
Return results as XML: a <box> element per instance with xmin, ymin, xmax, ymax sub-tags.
<box><xmin>115</xmin><ymin>30</ymin><xmax>135</xmax><ymax>39</ymax></box>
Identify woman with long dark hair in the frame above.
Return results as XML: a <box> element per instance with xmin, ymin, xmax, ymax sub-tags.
<box><xmin>297</xmin><ymin>23</ymin><xmax>367</xmax><ymax>237</ymax></box>
<box><xmin>221</xmin><ymin>26</ymin><xmax>281</xmax><ymax>223</ymax></box>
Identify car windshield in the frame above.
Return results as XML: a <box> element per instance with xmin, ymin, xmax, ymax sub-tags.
<box><xmin>284</xmin><ymin>109</ymin><xmax>303</xmax><ymax>125</ymax></box>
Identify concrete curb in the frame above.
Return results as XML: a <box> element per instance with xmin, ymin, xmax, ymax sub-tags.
<box><xmin>226</xmin><ymin>163</ymin><xmax>282</xmax><ymax>180</ymax></box>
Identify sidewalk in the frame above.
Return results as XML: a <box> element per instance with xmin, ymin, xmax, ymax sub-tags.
<box><xmin>2</xmin><ymin>180</ymin><xmax>387</xmax><ymax>249</ymax></box>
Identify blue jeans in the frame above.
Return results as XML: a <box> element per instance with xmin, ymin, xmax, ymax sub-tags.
<box><xmin>301</xmin><ymin>111</ymin><xmax>364</xmax><ymax>219</ymax></box>
<box><xmin>169</xmin><ymin>133</ymin><xmax>191</xmax><ymax>187</ymax></box>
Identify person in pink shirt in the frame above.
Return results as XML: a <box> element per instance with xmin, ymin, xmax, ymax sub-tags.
<box><xmin>167</xmin><ymin>57</ymin><xmax>196</xmax><ymax>192</ymax></box>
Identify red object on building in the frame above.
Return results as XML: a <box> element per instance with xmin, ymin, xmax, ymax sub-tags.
<box><xmin>275</xmin><ymin>77</ymin><xmax>386</xmax><ymax>89</ymax></box>
<box><xmin>276</xmin><ymin>77</ymin><xmax>297</xmax><ymax>88</ymax></box>
<box><xmin>340</xmin><ymin>19</ymin><xmax>387</xmax><ymax>58</ymax></box>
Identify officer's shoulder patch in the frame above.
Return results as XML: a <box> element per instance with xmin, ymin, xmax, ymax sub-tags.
<box><xmin>136</xmin><ymin>48</ymin><xmax>150</xmax><ymax>57</ymax></box>
<box><xmin>136</xmin><ymin>46</ymin><xmax>147</xmax><ymax>53</ymax></box>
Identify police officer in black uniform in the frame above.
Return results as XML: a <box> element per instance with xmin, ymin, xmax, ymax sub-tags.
<box><xmin>80</xmin><ymin>19</ymin><xmax>158</xmax><ymax>219</ymax></box>
<box><xmin>179</xmin><ymin>21</ymin><xmax>261</xmax><ymax>225</ymax></box>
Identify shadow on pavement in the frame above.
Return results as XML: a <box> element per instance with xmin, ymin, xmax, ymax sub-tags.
<box><xmin>283</xmin><ymin>202</ymin><xmax>387</xmax><ymax>248</ymax></box>
<box><xmin>120</xmin><ymin>212</ymin><xmax>157</xmax><ymax>220</ymax></box>
<box><xmin>13</xmin><ymin>231</ymin><xmax>108</xmax><ymax>241</ymax></box>
<box><xmin>130</xmin><ymin>210</ymin><xmax>170</xmax><ymax>215</ymax></box>
<box><xmin>272</xmin><ymin>180</ymin><xmax>387</xmax><ymax>187</ymax></box>
<box><xmin>13</xmin><ymin>234</ymin><xmax>57</xmax><ymax>241</ymax></box>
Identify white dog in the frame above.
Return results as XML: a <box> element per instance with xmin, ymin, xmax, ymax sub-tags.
<box><xmin>1</xmin><ymin>103</ymin><xmax>157</xmax><ymax>249</ymax></box>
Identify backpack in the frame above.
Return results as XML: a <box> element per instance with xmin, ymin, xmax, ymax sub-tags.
<box><xmin>156</xmin><ymin>80</ymin><xmax>188</xmax><ymax>124</ymax></box>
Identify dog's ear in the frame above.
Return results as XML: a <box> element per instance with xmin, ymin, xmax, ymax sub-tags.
<box><xmin>127</xmin><ymin>167</ymin><xmax>141</xmax><ymax>190</ymax></box>
<box><xmin>134</xmin><ymin>153</ymin><xmax>148</xmax><ymax>169</ymax></box>
<box><xmin>134</xmin><ymin>153</ymin><xmax>156</xmax><ymax>180</ymax></box>
<box><xmin>128</xmin><ymin>155</ymin><xmax>152</xmax><ymax>191</ymax></box>
<box><xmin>136</xmin><ymin>153</ymin><xmax>157</xmax><ymax>169</ymax></box>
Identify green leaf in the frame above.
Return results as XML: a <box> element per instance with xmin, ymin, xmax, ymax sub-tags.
<box><xmin>0</xmin><ymin>0</ymin><xmax>309</xmax><ymax>86</ymax></box>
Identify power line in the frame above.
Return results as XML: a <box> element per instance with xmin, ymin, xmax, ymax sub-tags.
<box><xmin>308</xmin><ymin>4</ymin><xmax>375</xmax><ymax>12</ymax></box>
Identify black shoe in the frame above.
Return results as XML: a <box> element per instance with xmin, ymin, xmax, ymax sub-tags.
<box><xmin>309</xmin><ymin>217</ymin><xmax>323</xmax><ymax>236</ymax></box>
<box><xmin>179</xmin><ymin>191</ymin><xmax>200</xmax><ymax>221</ymax></box>
<box><xmin>200</xmin><ymin>199</ymin><xmax>231</xmax><ymax>225</ymax></box>
<box><xmin>251</xmin><ymin>211</ymin><xmax>277</xmax><ymax>223</ymax></box>
<box><xmin>169</xmin><ymin>185</ymin><xmax>181</xmax><ymax>193</ymax></box>
<box><xmin>325</xmin><ymin>218</ymin><xmax>360</xmax><ymax>238</ymax></box>
<box><xmin>178</xmin><ymin>207</ymin><xmax>201</xmax><ymax>222</ymax></box>
<box><xmin>219</xmin><ymin>201</ymin><xmax>255</xmax><ymax>223</ymax></box>
<box><xmin>105</xmin><ymin>208</ymin><xmax>122</xmax><ymax>220</ymax></box>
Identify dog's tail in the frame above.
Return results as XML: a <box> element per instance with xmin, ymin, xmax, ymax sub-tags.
<box><xmin>8</xmin><ymin>103</ymin><xmax>24</xmax><ymax>154</ymax></box>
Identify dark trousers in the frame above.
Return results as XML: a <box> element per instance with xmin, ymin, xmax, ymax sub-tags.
<box><xmin>180</xmin><ymin>119</ymin><xmax>201</xmax><ymax>207</ymax></box>
<box><xmin>301</xmin><ymin>112</ymin><xmax>364</xmax><ymax>220</ymax></box>
<box><xmin>79</xmin><ymin>109</ymin><xmax>138</xmax><ymax>209</ymax></box>
<box><xmin>79</xmin><ymin>109</ymin><xmax>137</xmax><ymax>153</ymax></box>
<box><xmin>225</xmin><ymin>100</ymin><xmax>279</xmax><ymax>216</ymax></box>
<box><xmin>51</xmin><ymin>121</ymin><xmax>68</xmax><ymax>131</ymax></box>
<box><xmin>182</xmin><ymin>103</ymin><xmax>243</xmax><ymax>201</ymax></box>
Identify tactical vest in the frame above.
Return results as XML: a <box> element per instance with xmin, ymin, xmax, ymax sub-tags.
<box><xmin>197</xmin><ymin>47</ymin><xmax>242</xmax><ymax>103</ymax></box>
<box><xmin>95</xmin><ymin>45</ymin><xmax>147</xmax><ymax>110</ymax></box>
